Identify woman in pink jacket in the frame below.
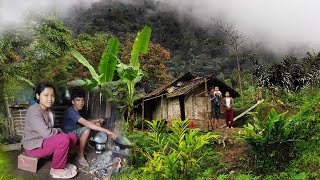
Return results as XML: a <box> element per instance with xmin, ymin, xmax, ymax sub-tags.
<box><xmin>22</xmin><ymin>83</ymin><xmax>77</xmax><ymax>179</ymax></box>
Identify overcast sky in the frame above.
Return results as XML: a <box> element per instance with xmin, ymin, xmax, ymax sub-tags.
<box><xmin>1</xmin><ymin>0</ymin><xmax>319</xmax><ymax>54</ymax></box>
<box><xmin>151</xmin><ymin>0</ymin><xmax>320</xmax><ymax>54</ymax></box>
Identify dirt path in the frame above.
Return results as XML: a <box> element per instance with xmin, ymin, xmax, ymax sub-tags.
<box><xmin>7</xmin><ymin>149</ymin><xmax>97</xmax><ymax>179</ymax></box>
<box><xmin>213</xmin><ymin>127</ymin><xmax>251</xmax><ymax>173</ymax></box>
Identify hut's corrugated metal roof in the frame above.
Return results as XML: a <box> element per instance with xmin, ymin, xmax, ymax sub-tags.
<box><xmin>167</xmin><ymin>77</ymin><xmax>205</xmax><ymax>98</ymax></box>
<box><xmin>144</xmin><ymin>72</ymin><xmax>195</xmax><ymax>98</ymax></box>
<box><xmin>143</xmin><ymin>73</ymin><xmax>240</xmax><ymax>101</ymax></box>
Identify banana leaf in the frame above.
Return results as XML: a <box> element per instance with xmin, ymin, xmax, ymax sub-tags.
<box><xmin>71</xmin><ymin>49</ymin><xmax>101</xmax><ymax>83</ymax></box>
<box><xmin>130</xmin><ymin>26</ymin><xmax>152</xmax><ymax>68</ymax></box>
<box><xmin>98</xmin><ymin>37</ymin><xmax>120</xmax><ymax>83</ymax></box>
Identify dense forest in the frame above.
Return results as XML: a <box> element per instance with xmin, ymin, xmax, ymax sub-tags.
<box><xmin>63</xmin><ymin>0</ymin><xmax>279</xmax><ymax>80</ymax></box>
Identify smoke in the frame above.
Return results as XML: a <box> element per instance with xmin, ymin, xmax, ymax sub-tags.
<box><xmin>0</xmin><ymin>0</ymin><xmax>99</xmax><ymax>30</ymax></box>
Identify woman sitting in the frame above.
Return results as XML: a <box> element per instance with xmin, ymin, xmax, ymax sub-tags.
<box><xmin>22</xmin><ymin>83</ymin><xmax>77</xmax><ymax>179</ymax></box>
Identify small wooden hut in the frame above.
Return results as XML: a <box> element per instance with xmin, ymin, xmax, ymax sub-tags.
<box><xmin>140</xmin><ymin>72</ymin><xmax>240</xmax><ymax>130</ymax></box>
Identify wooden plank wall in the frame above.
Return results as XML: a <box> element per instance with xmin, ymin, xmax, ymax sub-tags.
<box><xmin>10</xmin><ymin>108</ymin><xmax>27</xmax><ymax>138</ymax></box>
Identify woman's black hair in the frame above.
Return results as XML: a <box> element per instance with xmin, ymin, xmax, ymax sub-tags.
<box><xmin>34</xmin><ymin>83</ymin><xmax>56</xmax><ymax>103</ymax></box>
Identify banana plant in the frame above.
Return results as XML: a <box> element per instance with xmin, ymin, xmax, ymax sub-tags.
<box><xmin>117</xmin><ymin>26</ymin><xmax>152</xmax><ymax>132</ymax></box>
<box><xmin>69</xmin><ymin>26</ymin><xmax>151</xmax><ymax>132</ymax></box>
<box><xmin>68</xmin><ymin>37</ymin><xmax>120</xmax><ymax>89</ymax></box>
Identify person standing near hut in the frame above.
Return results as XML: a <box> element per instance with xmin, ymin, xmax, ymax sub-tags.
<box><xmin>209</xmin><ymin>86</ymin><xmax>222</xmax><ymax>129</ymax></box>
<box><xmin>223</xmin><ymin>91</ymin><xmax>234</xmax><ymax>129</ymax></box>
<box><xmin>22</xmin><ymin>83</ymin><xmax>78</xmax><ymax>179</ymax></box>
<box><xmin>63</xmin><ymin>89</ymin><xmax>117</xmax><ymax>167</ymax></box>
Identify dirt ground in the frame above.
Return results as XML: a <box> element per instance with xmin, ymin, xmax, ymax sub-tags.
<box><xmin>7</xmin><ymin>147</ymin><xmax>100</xmax><ymax>180</ymax></box>
<box><xmin>213</xmin><ymin>127</ymin><xmax>251</xmax><ymax>173</ymax></box>
<box><xmin>6</xmin><ymin>123</ymin><xmax>251</xmax><ymax>179</ymax></box>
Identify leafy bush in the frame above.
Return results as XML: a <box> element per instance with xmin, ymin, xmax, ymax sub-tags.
<box><xmin>138</xmin><ymin>118</ymin><xmax>218</xmax><ymax>179</ymax></box>
<box><xmin>241</xmin><ymin>109</ymin><xmax>294</xmax><ymax>174</ymax></box>
<box><xmin>287</xmin><ymin>89</ymin><xmax>320</xmax><ymax>178</ymax></box>
<box><xmin>126</xmin><ymin>121</ymin><xmax>166</xmax><ymax>168</ymax></box>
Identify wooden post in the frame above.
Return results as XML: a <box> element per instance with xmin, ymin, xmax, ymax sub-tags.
<box><xmin>166</xmin><ymin>98</ymin><xmax>169</xmax><ymax>121</ymax></box>
<box><xmin>4</xmin><ymin>96</ymin><xmax>11</xmax><ymax>118</ymax></box>
<box><xmin>160</xmin><ymin>96</ymin><xmax>163</xmax><ymax>119</ymax></box>
<box><xmin>204</xmin><ymin>78</ymin><xmax>210</xmax><ymax>131</ymax></box>
<box><xmin>142</xmin><ymin>100</ymin><xmax>144</xmax><ymax>131</ymax></box>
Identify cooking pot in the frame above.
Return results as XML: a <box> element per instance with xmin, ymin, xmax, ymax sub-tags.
<box><xmin>95</xmin><ymin>143</ymin><xmax>106</xmax><ymax>151</ymax></box>
<box><xmin>93</xmin><ymin>132</ymin><xmax>108</xmax><ymax>144</ymax></box>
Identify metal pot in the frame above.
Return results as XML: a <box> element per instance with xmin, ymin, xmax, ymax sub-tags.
<box><xmin>96</xmin><ymin>143</ymin><xmax>106</xmax><ymax>151</ymax></box>
<box><xmin>93</xmin><ymin>132</ymin><xmax>108</xmax><ymax>144</ymax></box>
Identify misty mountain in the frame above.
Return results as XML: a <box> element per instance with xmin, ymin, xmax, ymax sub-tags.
<box><xmin>63</xmin><ymin>0</ymin><xmax>248</xmax><ymax>78</ymax></box>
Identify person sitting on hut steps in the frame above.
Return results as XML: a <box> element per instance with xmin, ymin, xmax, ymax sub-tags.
<box><xmin>223</xmin><ymin>91</ymin><xmax>234</xmax><ymax>129</ymax></box>
<box><xmin>209</xmin><ymin>86</ymin><xmax>222</xmax><ymax>129</ymax></box>
<box><xmin>63</xmin><ymin>89</ymin><xmax>117</xmax><ymax>167</ymax></box>
<box><xmin>22</xmin><ymin>83</ymin><xmax>77</xmax><ymax>179</ymax></box>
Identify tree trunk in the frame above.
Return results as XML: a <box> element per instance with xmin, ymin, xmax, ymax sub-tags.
<box><xmin>235</xmin><ymin>53</ymin><xmax>244</xmax><ymax>105</ymax></box>
<box><xmin>128</xmin><ymin>107</ymin><xmax>134</xmax><ymax>133</ymax></box>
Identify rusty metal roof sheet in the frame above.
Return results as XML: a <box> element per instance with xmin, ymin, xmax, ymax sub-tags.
<box><xmin>166</xmin><ymin>77</ymin><xmax>205</xmax><ymax>98</ymax></box>
<box><xmin>144</xmin><ymin>72</ymin><xmax>195</xmax><ymax>98</ymax></box>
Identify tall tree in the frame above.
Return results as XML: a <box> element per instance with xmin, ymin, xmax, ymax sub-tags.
<box><xmin>211</xmin><ymin>19</ymin><xmax>261</xmax><ymax>103</ymax></box>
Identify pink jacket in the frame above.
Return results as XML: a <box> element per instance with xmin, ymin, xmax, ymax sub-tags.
<box><xmin>22</xmin><ymin>103</ymin><xmax>60</xmax><ymax>150</ymax></box>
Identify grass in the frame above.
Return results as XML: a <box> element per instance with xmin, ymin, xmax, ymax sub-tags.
<box><xmin>0</xmin><ymin>150</ymin><xmax>16</xmax><ymax>180</ymax></box>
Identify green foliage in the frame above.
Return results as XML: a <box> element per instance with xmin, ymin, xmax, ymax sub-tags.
<box><xmin>98</xmin><ymin>38</ymin><xmax>120</xmax><ymax>82</ymax></box>
<box><xmin>240</xmin><ymin>88</ymin><xmax>320</xmax><ymax>178</ymax></box>
<box><xmin>140</xmin><ymin>118</ymin><xmax>218</xmax><ymax>179</ymax></box>
<box><xmin>70</xmin><ymin>37</ymin><xmax>120</xmax><ymax>86</ymax></box>
<box><xmin>253</xmin><ymin>53</ymin><xmax>320</xmax><ymax>92</ymax></box>
<box><xmin>0</xmin><ymin>15</ymin><xmax>77</xmax><ymax>92</ymax></box>
<box><xmin>71</xmin><ymin>50</ymin><xmax>101</xmax><ymax>83</ymax></box>
<box><xmin>241</xmin><ymin>109</ymin><xmax>294</xmax><ymax>174</ymax></box>
<box><xmin>65</xmin><ymin>0</ymin><xmax>255</xmax><ymax>78</ymax></box>
<box><xmin>30</xmin><ymin>16</ymin><xmax>73</xmax><ymax>57</ymax></box>
<box><xmin>116</xmin><ymin>26</ymin><xmax>151</xmax><ymax>131</ymax></box>
<box><xmin>130</xmin><ymin>26</ymin><xmax>152</xmax><ymax>67</ymax></box>
<box><xmin>0</xmin><ymin>116</ymin><xmax>9</xmax><ymax>143</ymax></box>
<box><xmin>215</xmin><ymin>172</ymin><xmax>307</xmax><ymax>180</ymax></box>
<box><xmin>0</xmin><ymin>150</ymin><xmax>16</xmax><ymax>180</ymax></box>
<box><xmin>217</xmin><ymin>173</ymin><xmax>260</xmax><ymax>180</ymax></box>
<box><xmin>287</xmin><ymin>89</ymin><xmax>320</xmax><ymax>178</ymax></box>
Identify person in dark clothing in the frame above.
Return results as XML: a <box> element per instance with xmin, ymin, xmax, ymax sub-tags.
<box><xmin>63</xmin><ymin>89</ymin><xmax>117</xmax><ymax>167</ymax></box>
<box><xmin>209</xmin><ymin>86</ymin><xmax>222</xmax><ymax>129</ymax></box>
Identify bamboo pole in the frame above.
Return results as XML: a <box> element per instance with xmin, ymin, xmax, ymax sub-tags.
<box><xmin>160</xmin><ymin>96</ymin><xmax>163</xmax><ymax>119</ymax></box>
<box><xmin>142</xmin><ymin>100</ymin><xmax>144</xmax><ymax>131</ymax></box>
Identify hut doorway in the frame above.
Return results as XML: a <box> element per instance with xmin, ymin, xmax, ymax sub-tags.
<box><xmin>179</xmin><ymin>96</ymin><xmax>185</xmax><ymax>120</ymax></box>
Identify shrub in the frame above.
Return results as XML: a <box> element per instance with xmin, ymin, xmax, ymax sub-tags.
<box><xmin>241</xmin><ymin>109</ymin><xmax>295</xmax><ymax>174</ymax></box>
<box><xmin>139</xmin><ymin>118</ymin><xmax>218</xmax><ymax>179</ymax></box>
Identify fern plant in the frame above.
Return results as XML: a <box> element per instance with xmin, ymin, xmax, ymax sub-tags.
<box><xmin>141</xmin><ymin>118</ymin><xmax>218</xmax><ymax>179</ymax></box>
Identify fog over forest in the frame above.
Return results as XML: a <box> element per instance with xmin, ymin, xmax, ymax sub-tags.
<box><xmin>1</xmin><ymin>0</ymin><xmax>319</xmax><ymax>55</ymax></box>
